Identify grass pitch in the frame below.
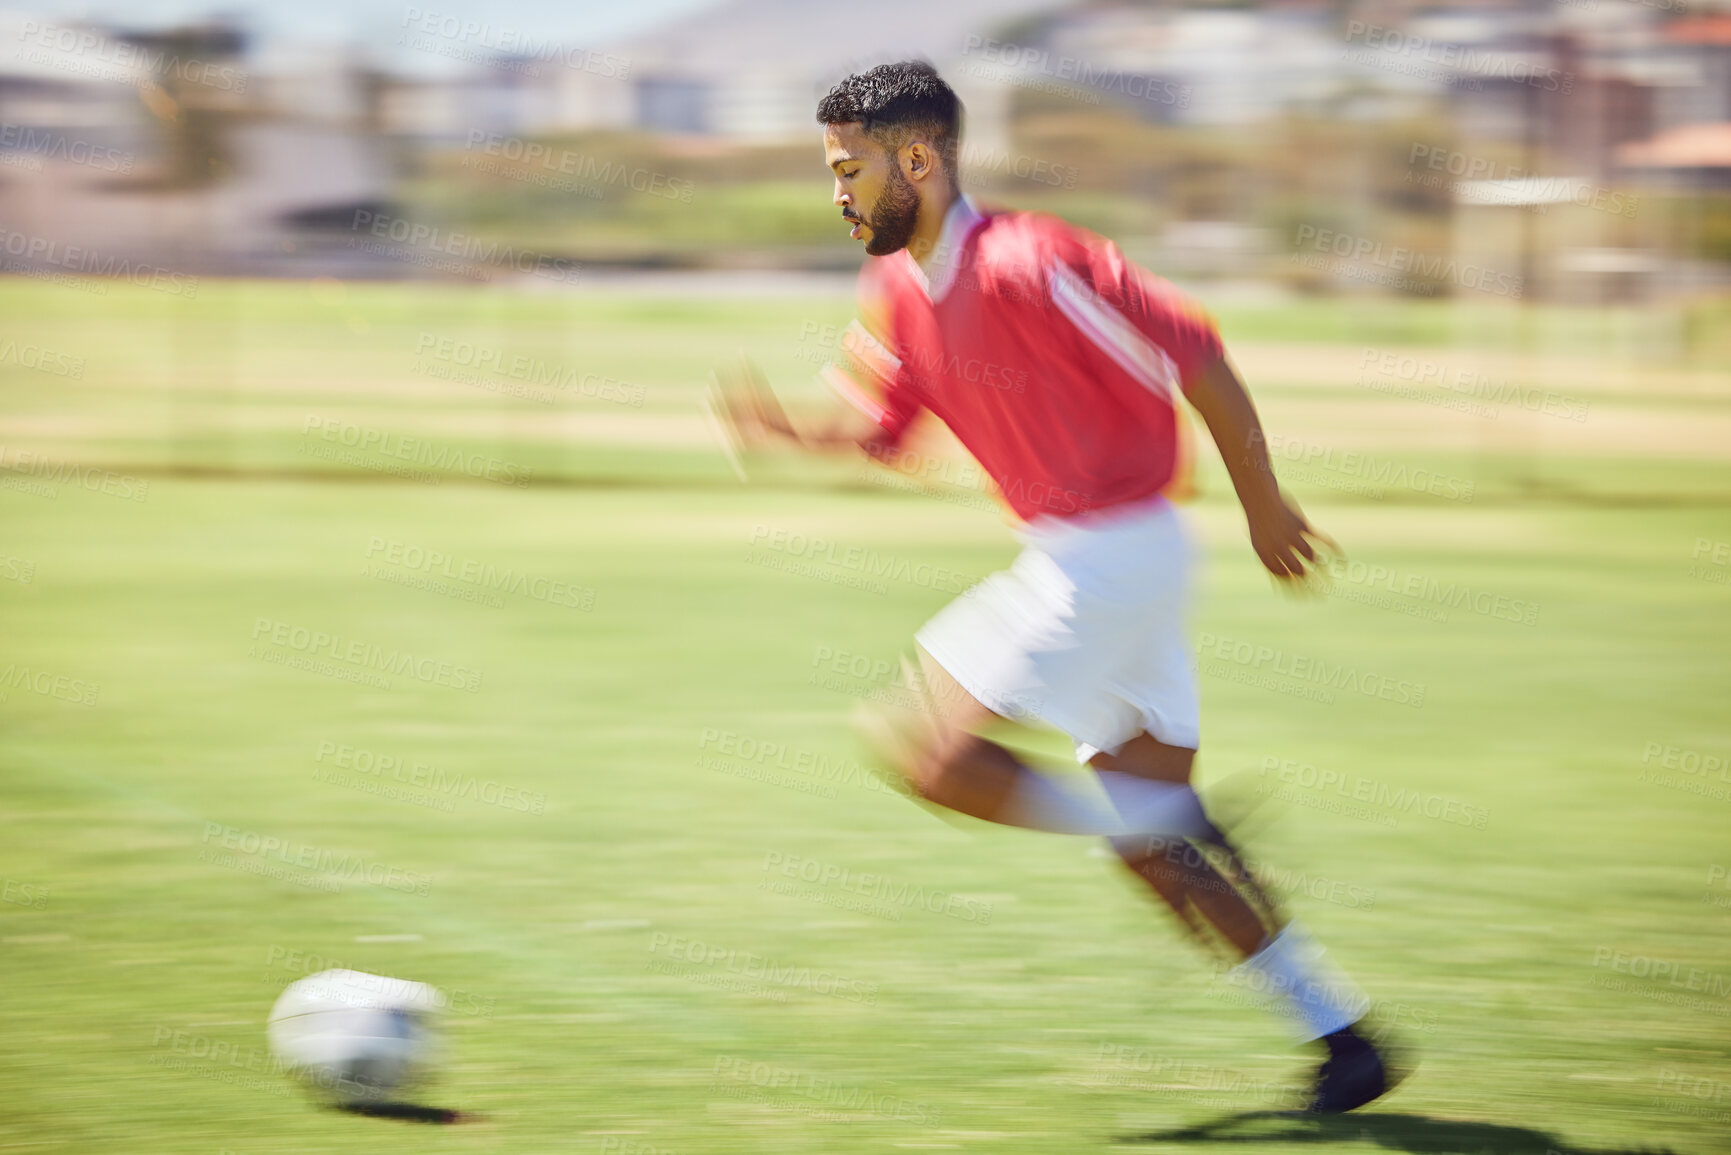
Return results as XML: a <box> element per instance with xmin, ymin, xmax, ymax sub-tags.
<box><xmin>1</xmin><ymin>277</ymin><xmax>1728</xmax><ymax>1154</ymax></box>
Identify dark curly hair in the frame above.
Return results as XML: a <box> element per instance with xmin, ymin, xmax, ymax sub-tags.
<box><xmin>816</xmin><ymin>60</ymin><xmax>963</xmax><ymax>176</ymax></box>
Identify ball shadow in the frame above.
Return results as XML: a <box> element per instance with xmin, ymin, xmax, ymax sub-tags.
<box><xmin>333</xmin><ymin>1102</ymin><xmax>479</xmax><ymax>1124</ymax></box>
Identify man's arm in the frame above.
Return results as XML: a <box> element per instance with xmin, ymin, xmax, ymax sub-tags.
<box><xmin>1184</xmin><ymin>354</ymin><xmax>1333</xmax><ymax>581</ymax></box>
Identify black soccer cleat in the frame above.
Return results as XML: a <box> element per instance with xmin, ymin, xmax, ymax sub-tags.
<box><xmin>1305</xmin><ymin>1024</ymin><xmax>1392</xmax><ymax>1113</ymax></box>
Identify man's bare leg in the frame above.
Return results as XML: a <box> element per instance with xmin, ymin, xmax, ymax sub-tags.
<box><xmin>1088</xmin><ymin>735</ymin><xmax>1393</xmax><ymax>1111</ymax></box>
<box><xmin>1088</xmin><ymin>733</ymin><xmax>1277</xmax><ymax>960</ymax></box>
<box><xmin>865</xmin><ymin>648</ymin><xmax>1209</xmax><ymax>840</ymax></box>
<box><xmin>863</xmin><ymin>650</ymin><xmax>1392</xmax><ymax>1112</ymax></box>
<box><xmin>871</xmin><ymin>652</ymin><xmax>1301</xmax><ymax>971</ymax></box>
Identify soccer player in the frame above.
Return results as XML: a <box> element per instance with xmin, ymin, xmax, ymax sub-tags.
<box><xmin>720</xmin><ymin>60</ymin><xmax>1396</xmax><ymax>1113</ymax></box>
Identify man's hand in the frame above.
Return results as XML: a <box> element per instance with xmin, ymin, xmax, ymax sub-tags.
<box><xmin>1185</xmin><ymin>354</ymin><xmax>1338</xmax><ymax>584</ymax></box>
<box><xmin>710</xmin><ymin>354</ymin><xmax>883</xmax><ymax>455</ymax></box>
<box><xmin>1243</xmin><ymin>488</ymin><xmax>1335</xmax><ymax>582</ymax></box>
<box><xmin>713</xmin><ymin>355</ymin><xmax>795</xmax><ymax>448</ymax></box>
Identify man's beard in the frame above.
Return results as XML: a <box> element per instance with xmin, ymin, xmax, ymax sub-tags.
<box><xmin>862</xmin><ymin>166</ymin><xmax>920</xmax><ymax>256</ymax></box>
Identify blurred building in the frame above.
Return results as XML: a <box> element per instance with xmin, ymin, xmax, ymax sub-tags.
<box><xmin>599</xmin><ymin>0</ymin><xmax>1068</xmax><ymax>147</ymax></box>
<box><xmin>0</xmin><ymin>13</ymin><xmax>392</xmax><ymax>274</ymax></box>
<box><xmin>0</xmin><ymin>0</ymin><xmax>1727</xmax><ymax>288</ymax></box>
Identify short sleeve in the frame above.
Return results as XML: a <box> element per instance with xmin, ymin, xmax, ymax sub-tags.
<box><xmin>842</xmin><ymin>258</ymin><xmax>928</xmax><ymax>456</ymax></box>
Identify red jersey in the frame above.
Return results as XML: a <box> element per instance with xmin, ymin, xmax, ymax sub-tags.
<box><xmin>841</xmin><ymin>198</ymin><xmax>1222</xmax><ymax>523</ymax></box>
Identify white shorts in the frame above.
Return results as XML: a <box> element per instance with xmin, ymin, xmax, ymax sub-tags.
<box><xmin>915</xmin><ymin>494</ymin><xmax>1199</xmax><ymax>762</ymax></box>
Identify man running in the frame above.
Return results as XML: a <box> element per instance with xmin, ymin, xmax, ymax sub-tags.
<box><xmin>721</xmin><ymin>60</ymin><xmax>1395</xmax><ymax>1113</ymax></box>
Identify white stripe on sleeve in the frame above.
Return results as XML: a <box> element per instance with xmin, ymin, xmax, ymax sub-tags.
<box><xmin>820</xmin><ymin>363</ymin><xmax>887</xmax><ymax>424</ymax></box>
<box><xmin>1047</xmin><ymin>261</ymin><xmax>1181</xmax><ymax>404</ymax></box>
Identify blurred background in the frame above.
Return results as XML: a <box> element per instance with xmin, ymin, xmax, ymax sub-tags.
<box><xmin>3</xmin><ymin>0</ymin><xmax>1729</xmax><ymax>289</ymax></box>
<box><xmin>3</xmin><ymin>1</ymin><xmax>1730</xmax><ymax>1153</ymax></box>
<box><xmin>4</xmin><ymin>0</ymin><xmax>1731</xmax><ymax>286</ymax></box>
<box><xmin>2</xmin><ymin>0</ymin><xmax>1728</xmax><ymax>485</ymax></box>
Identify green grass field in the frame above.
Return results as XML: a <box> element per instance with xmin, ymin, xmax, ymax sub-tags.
<box><xmin>2</xmin><ymin>277</ymin><xmax>1729</xmax><ymax>1154</ymax></box>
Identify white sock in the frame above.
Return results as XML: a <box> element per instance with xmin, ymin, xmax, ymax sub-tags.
<box><xmin>997</xmin><ymin>768</ymin><xmax>1209</xmax><ymax>837</ymax></box>
<box><xmin>1234</xmin><ymin>921</ymin><xmax>1370</xmax><ymax>1041</ymax></box>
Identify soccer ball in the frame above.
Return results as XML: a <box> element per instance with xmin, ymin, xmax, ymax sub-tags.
<box><xmin>267</xmin><ymin>969</ymin><xmax>442</xmax><ymax>1105</ymax></box>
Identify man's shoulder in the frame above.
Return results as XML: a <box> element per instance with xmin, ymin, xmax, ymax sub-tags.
<box><xmin>969</xmin><ymin>208</ymin><xmax>1115</xmax><ymax>287</ymax></box>
<box><xmin>975</xmin><ymin>207</ymin><xmax>1100</xmax><ymax>255</ymax></box>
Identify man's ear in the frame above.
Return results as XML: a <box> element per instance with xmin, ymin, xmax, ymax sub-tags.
<box><xmin>903</xmin><ymin>140</ymin><xmax>935</xmax><ymax>182</ymax></box>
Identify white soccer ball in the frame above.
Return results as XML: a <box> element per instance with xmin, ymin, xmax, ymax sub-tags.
<box><xmin>267</xmin><ymin>968</ymin><xmax>442</xmax><ymax>1104</ymax></box>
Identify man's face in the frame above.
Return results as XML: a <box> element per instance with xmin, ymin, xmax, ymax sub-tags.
<box><xmin>824</xmin><ymin>122</ymin><xmax>920</xmax><ymax>257</ymax></box>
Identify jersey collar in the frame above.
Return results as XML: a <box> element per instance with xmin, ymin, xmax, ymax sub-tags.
<box><xmin>912</xmin><ymin>193</ymin><xmax>985</xmax><ymax>303</ymax></box>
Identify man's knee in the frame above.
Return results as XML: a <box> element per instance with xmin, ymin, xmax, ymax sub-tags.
<box><xmin>915</xmin><ymin>731</ymin><xmax>987</xmax><ymax>800</ymax></box>
<box><xmin>1091</xmin><ymin>732</ymin><xmax>1197</xmax><ymax>784</ymax></box>
<box><xmin>910</xmin><ymin>731</ymin><xmax>1027</xmax><ymax>818</ymax></box>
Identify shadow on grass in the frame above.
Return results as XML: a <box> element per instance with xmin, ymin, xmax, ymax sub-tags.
<box><xmin>334</xmin><ymin>1102</ymin><xmax>478</xmax><ymax>1124</ymax></box>
<box><xmin>1117</xmin><ymin>1110</ymin><xmax>1678</xmax><ymax>1155</ymax></box>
